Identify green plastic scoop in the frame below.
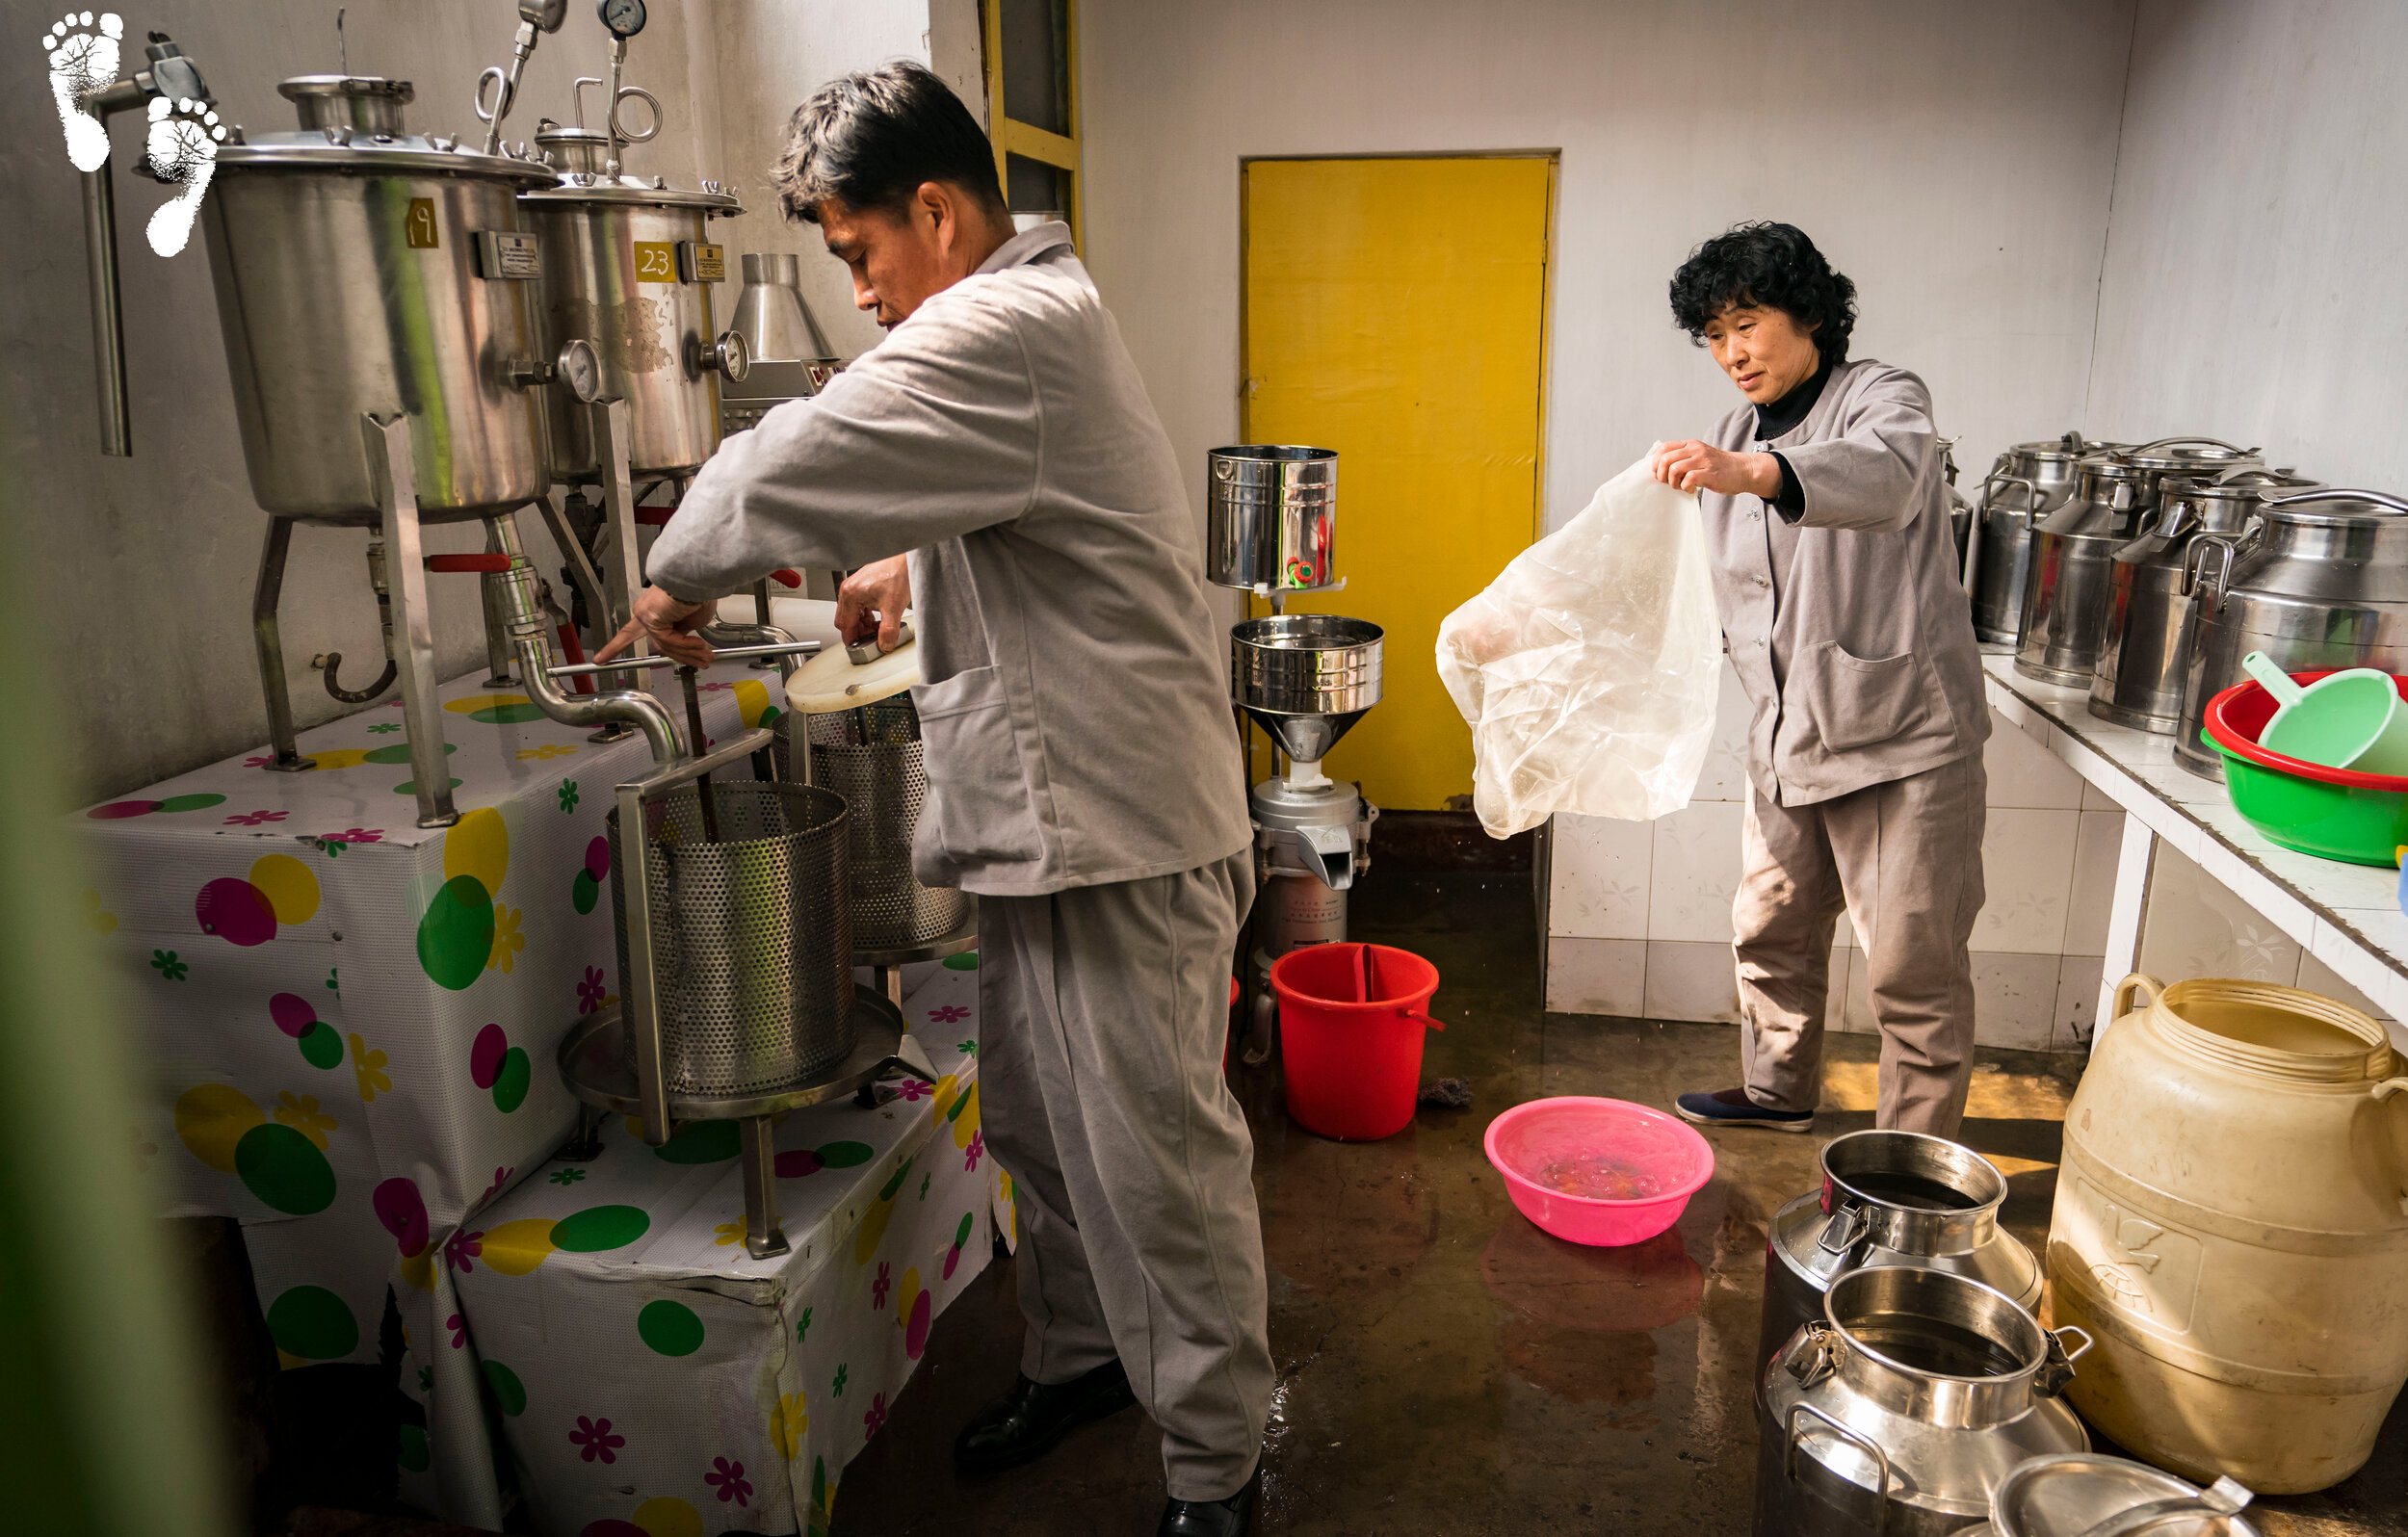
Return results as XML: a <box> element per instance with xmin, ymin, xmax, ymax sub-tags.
<box><xmin>2242</xmin><ymin>652</ymin><xmax>2408</xmax><ymax>773</ymax></box>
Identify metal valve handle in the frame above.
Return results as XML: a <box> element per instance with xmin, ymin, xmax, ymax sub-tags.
<box><xmin>544</xmin><ymin>638</ymin><xmax>818</xmax><ymax>680</ymax></box>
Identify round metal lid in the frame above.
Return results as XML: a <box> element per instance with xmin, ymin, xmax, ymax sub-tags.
<box><xmin>519</xmin><ymin>173</ymin><xmax>744</xmax><ymax>212</ymax></box>
<box><xmin>279</xmin><ymin>73</ymin><xmax>414</xmax><ymax>101</ymax></box>
<box><xmin>1990</xmin><ymin>1454</ymin><xmax>2249</xmax><ymax>1537</ymax></box>
<box><xmin>216</xmin><ymin>136</ymin><xmax>559</xmax><ymax>183</ymax></box>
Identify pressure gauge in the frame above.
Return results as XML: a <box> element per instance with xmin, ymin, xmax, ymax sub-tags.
<box><xmin>556</xmin><ymin>338</ymin><xmax>603</xmax><ymax>404</ymax></box>
<box><xmin>599</xmin><ymin>0</ymin><xmax>645</xmax><ymax>39</ymax></box>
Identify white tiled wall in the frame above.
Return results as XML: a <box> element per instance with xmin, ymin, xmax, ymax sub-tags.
<box><xmin>2131</xmin><ymin>840</ymin><xmax>2396</xmax><ymax>1031</ymax></box>
<box><xmin>1544</xmin><ymin>660</ymin><xmax>2118</xmax><ymax>1053</ymax></box>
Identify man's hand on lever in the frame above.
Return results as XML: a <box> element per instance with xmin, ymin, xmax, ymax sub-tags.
<box><xmin>595</xmin><ymin>586</ymin><xmax>720</xmax><ymax>669</ymax></box>
<box><xmin>835</xmin><ymin>556</ymin><xmax>912</xmax><ymax>653</ymax></box>
<box><xmin>1651</xmin><ymin>439</ymin><xmax>1783</xmax><ymax>499</ymax></box>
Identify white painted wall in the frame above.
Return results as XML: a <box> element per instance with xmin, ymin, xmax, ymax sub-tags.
<box><xmin>2081</xmin><ymin>0</ymin><xmax>2408</xmax><ymax>486</ymax></box>
<box><xmin>1076</xmin><ymin>0</ymin><xmax>2138</xmax><ymax>558</ymax></box>
<box><xmin>0</xmin><ymin>0</ymin><xmax>955</xmax><ymax>805</ymax></box>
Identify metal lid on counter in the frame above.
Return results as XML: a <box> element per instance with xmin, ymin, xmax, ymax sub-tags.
<box><xmin>1987</xmin><ymin>1454</ymin><xmax>2256</xmax><ymax>1537</ymax></box>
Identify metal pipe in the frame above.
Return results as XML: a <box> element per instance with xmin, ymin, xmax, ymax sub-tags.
<box><xmin>543</xmin><ymin>639</ymin><xmax>818</xmax><ymax>678</ymax></box>
<box><xmin>83</xmin><ymin>166</ymin><xmax>128</xmax><ymax>456</ymax></box>
<box><xmin>251</xmin><ymin>521</ymin><xmax>313</xmax><ymax>770</ymax></box>
<box><xmin>491</xmin><ymin>513</ymin><xmax>682</xmax><ymax>765</ymax></box>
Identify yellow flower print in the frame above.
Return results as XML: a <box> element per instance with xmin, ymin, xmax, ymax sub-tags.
<box><xmin>486</xmin><ymin>904</ymin><xmax>525</xmax><ymax>974</ymax></box>
<box><xmin>273</xmin><ymin>1090</ymin><xmax>338</xmax><ymax>1150</ymax></box>
<box><xmin>772</xmin><ymin>1391</ymin><xmax>808</xmax><ymax>1459</ymax></box>
<box><xmin>713</xmin><ymin>1219</ymin><xmax>745</xmax><ymax>1247</ymax></box>
<box><xmin>515</xmin><ymin>743</ymin><xmax>579</xmax><ymax>761</ymax></box>
<box><xmin>349</xmin><ymin>1033</ymin><xmax>391</xmax><ymax>1103</ymax></box>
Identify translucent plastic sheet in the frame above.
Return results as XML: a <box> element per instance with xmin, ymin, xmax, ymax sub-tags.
<box><xmin>1437</xmin><ymin>454</ymin><xmax>1721</xmax><ymax>836</ymax></box>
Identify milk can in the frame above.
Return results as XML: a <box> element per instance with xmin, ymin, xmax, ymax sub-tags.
<box><xmin>520</xmin><ymin>113</ymin><xmax>748</xmax><ymax>480</ymax></box>
<box><xmin>1753</xmin><ymin>1267</ymin><xmax>2090</xmax><ymax>1537</ymax></box>
<box><xmin>2171</xmin><ymin>489</ymin><xmax>2408</xmax><ymax>777</ymax></box>
<box><xmin>2048</xmin><ymin>975</ymin><xmax>2408</xmax><ymax>1494</ymax></box>
<box><xmin>2089</xmin><ymin>471</ymin><xmax>2318</xmax><ymax>733</ymax></box>
<box><xmin>1964</xmin><ymin>437</ymin><xmax>2091</xmax><ymax>643</ymax></box>
<box><xmin>2116</xmin><ymin>437</ymin><xmax>2262</xmax><ymax>510</ymax></box>
<box><xmin>200</xmin><ymin>75</ymin><xmax>560</xmax><ymax>520</ymax></box>
<box><xmin>1758</xmin><ymin>1130</ymin><xmax>2041</xmax><ymax>1384</ymax></box>
<box><xmin>2016</xmin><ymin>457</ymin><xmax>2152</xmax><ymax>686</ymax></box>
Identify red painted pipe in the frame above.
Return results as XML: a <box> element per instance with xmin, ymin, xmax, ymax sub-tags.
<box><xmin>424</xmin><ymin>553</ymin><xmax>511</xmax><ymax>573</ymax></box>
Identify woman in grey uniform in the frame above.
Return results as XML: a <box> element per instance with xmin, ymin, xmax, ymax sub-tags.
<box><xmin>1649</xmin><ymin>222</ymin><xmax>1990</xmax><ymax>1139</ymax></box>
<box><xmin>599</xmin><ymin>63</ymin><xmax>1268</xmax><ymax>1537</ymax></box>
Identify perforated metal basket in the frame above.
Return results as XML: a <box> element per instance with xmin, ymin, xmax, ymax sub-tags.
<box><xmin>788</xmin><ymin>702</ymin><xmax>972</xmax><ymax>948</ymax></box>
<box><xmin>607</xmin><ymin>781</ymin><xmax>855</xmax><ymax>1095</ymax></box>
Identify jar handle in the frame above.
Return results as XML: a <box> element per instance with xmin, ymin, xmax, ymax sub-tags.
<box><xmin>2373</xmin><ymin>1078</ymin><xmax>2408</xmax><ymax>1216</ymax></box>
<box><xmin>2110</xmin><ymin>974</ymin><xmax>2163</xmax><ymax>1025</ymax></box>
<box><xmin>1784</xmin><ymin>1401</ymin><xmax>1892</xmax><ymax>1534</ymax></box>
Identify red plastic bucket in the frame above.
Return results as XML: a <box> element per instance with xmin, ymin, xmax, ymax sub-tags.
<box><xmin>1270</xmin><ymin>943</ymin><xmax>1445</xmax><ymax>1140</ymax></box>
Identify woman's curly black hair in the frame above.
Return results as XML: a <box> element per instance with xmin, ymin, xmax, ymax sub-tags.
<box><xmin>1668</xmin><ymin>222</ymin><xmax>1857</xmax><ymax>365</ymax></box>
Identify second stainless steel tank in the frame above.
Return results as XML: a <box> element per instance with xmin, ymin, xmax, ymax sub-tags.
<box><xmin>2016</xmin><ymin>456</ymin><xmax>2152</xmax><ymax>686</ymax></box>
<box><xmin>1965</xmin><ymin>437</ymin><xmax>2093</xmax><ymax>643</ymax></box>
<box><xmin>200</xmin><ymin>75</ymin><xmax>559</xmax><ymax>521</ymax></box>
<box><xmin>521</xmin><ymin>115</ymin><xmax>747</xmax><ymax>480</ymax></box>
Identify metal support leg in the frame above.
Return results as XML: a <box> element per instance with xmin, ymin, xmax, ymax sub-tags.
<box><xmin>363</xmin><ymin>413</ymin><xmax>458</xmax><ymax>828</ymax></box>
<box><xmin>251</xmin><ymin>520</ymin><xmax>315</xmax><ymax>771</ymax></box>
<box><xmin>479</xmin><ymin>519</ymin><xmax>517</xmax><ymax>687</ymax></box>
<box><xmin>83</xmin><ymin>163</ymin><xmax>130</xmax><ymax>456</ymax></box>
<box><xmin>747</xmin><ymin>577</ymin><xmax>780</xmax><ymax>667</ymax></box>
<box><xmin>536</xmin><ymin>490</ymin><xmax>613</xmax><ymax>654</ymax></box>
<box><xmin>556</xmin><ymin>1105</ymin><xmax>606</xmax><ymax>1162</ymax></box>
<box><xmin>739</xmin><ymin>1115</ymin><xmax>790</xmax><ymax>1259</ymax></box>
<box><xmin>877</xmin><ymin>965</ymin><xmax>904</xmax><ymax>1010</ymax></box>
<box><xmin>590</xmin><ymin>399</ymin><xmax>646</xmax><ymax>741</ymax></box>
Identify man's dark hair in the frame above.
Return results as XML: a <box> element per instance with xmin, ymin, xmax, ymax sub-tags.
<box><xmin>772</xmin><ymin>61</ymin><xmax>1007</xmax><ymax>223</ymax></box>
<box><xmin>1668</xmin><ymin>222</ymin><xmax>1858</xmax><ymax>365</ymax></box>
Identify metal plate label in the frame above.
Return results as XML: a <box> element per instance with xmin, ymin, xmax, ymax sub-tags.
<box><xmin>474</xmin><ymin>230</ymin><xmax>543</xmax><ymax>279</ymax></box>
<box><xmin>677</xmin><ymin>241</ymin><xmax>726</xmax><ymax>283</ymax></box>
<box><xmin>405</xmin><ymin>198</ymin><xmax>439</xmax><ymax>248</ymax></box>
<box><xmin>633</xmin><ymin>241</ymin><xmax>678</xmax><ymax>283</ymax></box>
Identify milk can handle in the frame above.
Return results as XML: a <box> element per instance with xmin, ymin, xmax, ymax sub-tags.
<box><xmin>1783</xmin><ymin>1402</ymin><xmax>1891</xmax><ymax>1534</ymax></box>
<box><xmin>2263</xmin><ymin>487</ymin><xmax>2408</xmax><ymax>516</ymax></box>
<box><xmin>2109</xmin><ymin>974</ymin><xmax>2163</xmax><ymax>1024</ymax></box>
<box><xmin>2134</xmin><ymin>436</ymin><xmax>2256</xmax><ymax>456</ymax></box>
<box><xmin>2184</xmin><ymin>536</ymin><xmax>2238</xmax><ymax>608</ymax></box>
<box><xmin>1816</xmin><ymin>1200</ymin><xmax>1871</xmax><ymax>1256</ymax></box>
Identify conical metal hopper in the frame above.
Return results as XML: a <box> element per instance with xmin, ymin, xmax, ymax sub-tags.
<box><xmin>1232</xmin><ymin>614</ymin><xmax>1383</xmax><ymax>763</ymax></box>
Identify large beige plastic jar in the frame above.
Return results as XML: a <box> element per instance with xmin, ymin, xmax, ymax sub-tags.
<box><xmin>2047</xmin><ymin>974</ymin><xmax>2408</xmax><ymax>1494</ymax></box>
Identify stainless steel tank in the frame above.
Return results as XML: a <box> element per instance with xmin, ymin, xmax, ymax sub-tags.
<box><xmin>1757</xmin><ymin>1131</ymin><xmax>2041</xmax><ymax>1389</ymax></box>
<box><xmin>2016</xmin><ymin>456</ymin><xmax>2152</xmax><ymax>687</ymax></box>
<box><xmin>200</xmin><ymin>76</ymin><xmax>559</xmax><ymax>522</ymax></box>
<box><xmin>1753</xmin><ymin>1267</ymin><xmax>2090</xmax><ymax>1537</ymax></box>
<box><xmin>2117</xmin><ymin>437</ymin><xmax>2262</xmax><ymax>510</ymax></box>
<box><xmin>522</xmin><ymin>116</ymin><xmax>747</xmax><ymax>479</ymax></box>
<box><xmin>2090</xmin><ymin>471</ymin><xmax>2318</xmax><ymax>733</ymax></box>
<box><xmin>2174</xmin><ymin>490</ymin><xmax>2408</xmax><ymax>777</ymax></box>
<box><xmin>1209</xmin><ymin>446</ymin><xmax>1338</xmax><ymax>591</ymax></box>
<box><xmin>1965</xmin><ymin>437</ymin><xmax>2095</xmax><ymax>644</ymax></box>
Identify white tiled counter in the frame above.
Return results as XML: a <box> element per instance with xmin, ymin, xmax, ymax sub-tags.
<box><xmin>1978</xmin><ymin>654</ymin><xmax>2408</xmax><ymax>1052</ymax></box>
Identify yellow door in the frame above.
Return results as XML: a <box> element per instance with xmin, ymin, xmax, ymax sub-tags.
<box><xmin>1242</xmin><ymin>155</ymin><xmax>1554</xmax><ymax>810</ymax></box>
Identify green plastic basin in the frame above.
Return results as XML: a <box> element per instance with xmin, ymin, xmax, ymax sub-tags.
<box><xmin>2205</xmin><ymin>673</ymin><xmax>2408</xmax><ymax>867</ymax></box>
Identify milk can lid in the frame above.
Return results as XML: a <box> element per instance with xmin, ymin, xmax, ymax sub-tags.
<box><xmin>1991</xmin><ymin>1454</ymin><xmax>2256</xmax><ymax>1537</ymax></box>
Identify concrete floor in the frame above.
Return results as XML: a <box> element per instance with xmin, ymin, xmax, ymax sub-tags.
<box><xmin>831</xmin><ymin>872</ymin><xmax>2408</xmax><ymax>1537</ymax></box>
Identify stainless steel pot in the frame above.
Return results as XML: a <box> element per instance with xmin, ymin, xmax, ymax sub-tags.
<box><xmin>2017</xmin><ymin>457</ymin><xmax>2153</xmax><ymax>686</ymax></box>
<box><xmin>522</xmin><ymin>115</ymin><xmax>747</xmax><ymax>480</ymax></box>
<box><xmin>1208</xmin><ymin>446</ymin><xmax>1337</xmax><ymax>591</ymax></box>
<box><xmin>1753</xmin><ymin>1268</ymin><xmax>2091</xmax><ymax>1537</ymax></box>
<box><xmin>1758</xmin><ymin>1132</ymin><xmax>2041</xmax><ymax>1386</ymax></box>
<box><xmin>2089</xmin><ymin>471</ymin><xmax>2319</xmax><ymax>732</ymax></box>
<box><xmin>2117</xmin><ymin>437</ymin><xmax>2263</xmax><ymax>511</ymax></box>
<box><xmin>1964</xmin><ymin>437</ymin><xmax>2094</xmax><ymax>643</ymax></box>
<box><xmin>2173</xmin><ymin>489</ymin><xmax>2408</xmax><ymax>776</ymax></box>
<box><xmin>200</xmin><ymin>76</ymin><xmax>560</xmax><ymax>522</ymax></box>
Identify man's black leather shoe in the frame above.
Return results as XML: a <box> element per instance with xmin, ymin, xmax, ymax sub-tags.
<box><xmin>1158</xmin><ymin>1468</ymin><xmax>1259</xmax><ymax>1537</ymax></box>
<box><xmin>952</xmin><ymin>1360</ymin><xmax>1137</xmax><ymax>1475</ymax></box>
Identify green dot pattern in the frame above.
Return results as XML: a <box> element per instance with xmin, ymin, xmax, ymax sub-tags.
<box><xmin>393</xmin><ymin>777</ymin><xmax>466</xmax><ymax>795</ymax></box>
<box><xmin>571</xmin><ymin>868</ymin><xmax>601</xmax><ymax>916</ymax></box>
<box><xmin>156</xmin><ymin>793</ymin><xmax>226</xmax><ymax>814</ymax></box>
<box><xmin>236</xmin><ymin>1123</ymin><xmax>336</xmax><ymax>1214</ymax></box>
<box><xmin>637</xmin><ymin>1298</ymin><xmax>705</xmax><ymax>1357</ymax></box>
<box><xmin>491</xmin><ymin>1046</ymin><xmax>531</xmax><ymax>1112</ymax></box>
<box><xmin>397</xmin><ymin>1423</ymin><xmax>431</xmax><ymax>1473</ymax></box>
<box><xmin>298</xmin><ymin>1020</ymin><xmax>344</xmax><ymax>1069</ymax></box>
<box><xmin>942</xmin><ymin>951</ymin><xmax>980</xmax><ymax>971</ymax></box>
<box><xmin>816</xmin><ymin>1140</ymin><xmax>874</xmax><ymax>1169</ymax></box>
<box><xmin>364</xmin><ymin>742</ymin><xmax>456</xmax><ymax>766</ymax></box>
<box><xmin>550</xmin><ymin>1204</ymin><xmax>651</xmax><ymax>1253</ymax></box>
<box><xmin>654</xmin><ymin>1119</ymin><xmax>741</xmax><ymax>1164</ymax></box>
<box><xmin>481</xmin><ymin>1359</ymin><xmax>527</xmax><ymax>1417</ymax></box>
<box><xmin>469</xmin><ymin>701</ymin><xmax>550</xmax><ymax>724</ymax></box>
<box><xmin>267</xmin><ymin>1285</ymin><xmax>358</xmax><ymax>1359</ymax></box>
<box><xmin>416</xmin><ymin>873</ymin><xmax>494</xmax><ymax>991</ymax></box>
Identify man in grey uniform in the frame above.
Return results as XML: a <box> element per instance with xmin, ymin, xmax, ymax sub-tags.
<box><xmin>597</xmin><ymin>63</ymin><xmax>1269</xmax><ymax>1537</ymax></box>
<box><xmin>1650</xmin><ymin>222</ymin><xmax>1990</xmax><ymax>1138</ymax></box>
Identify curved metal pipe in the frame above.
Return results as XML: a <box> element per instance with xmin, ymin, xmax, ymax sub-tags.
<box><xmin>492</xmin><ymin>513</ymin><xmax>682</xmax><ymax>765</ymax></box>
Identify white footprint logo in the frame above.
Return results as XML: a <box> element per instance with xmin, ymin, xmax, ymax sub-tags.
<box><xmin>42</xmin><ymin>11</ymin><xmax>122</xmax><ymax>172</ymax></box>
<box><xmin>144</xmin><ymin>95</ymin><xmax>223</xmax><ymax>257</ymax></box>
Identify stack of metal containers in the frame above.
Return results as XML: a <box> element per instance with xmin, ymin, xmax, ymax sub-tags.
<box><xmin>1964</xmin><ymin>430</ymin><xmax>2408</xmax><ymax>782</ymax></box>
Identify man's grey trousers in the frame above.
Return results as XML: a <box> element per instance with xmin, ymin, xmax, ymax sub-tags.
<box><xmin>977</xmin><ymin>851</ymin><xmax>1270</xmax><ymax>1502</ymax></box>
<box><xmin>1733</xmin><ymin>753</ymin><xmax>1987</xmax><ymax>1136</ymax></box>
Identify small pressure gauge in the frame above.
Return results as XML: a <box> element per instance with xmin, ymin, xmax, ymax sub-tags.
<box><xmin>599</xmin><ymin>0</ymin><xmax>646</xmax><ymax>39</ymax></box>
<box><xmin>556</xmin><ymin>338</ymin><xmax>602</xmax><ymax>404</ymax></box>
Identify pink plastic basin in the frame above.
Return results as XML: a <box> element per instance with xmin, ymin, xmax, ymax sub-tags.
<box><xmin>1483</xmin><ymin>1096</ymin><xmax>1715</xmax><ymax>1247</ymax></box>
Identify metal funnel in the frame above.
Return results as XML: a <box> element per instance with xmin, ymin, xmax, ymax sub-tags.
<box><xmin>1232</xmin><ymin>614</ymin><xmax>1383</xmax><ymax>762</ymax></box>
